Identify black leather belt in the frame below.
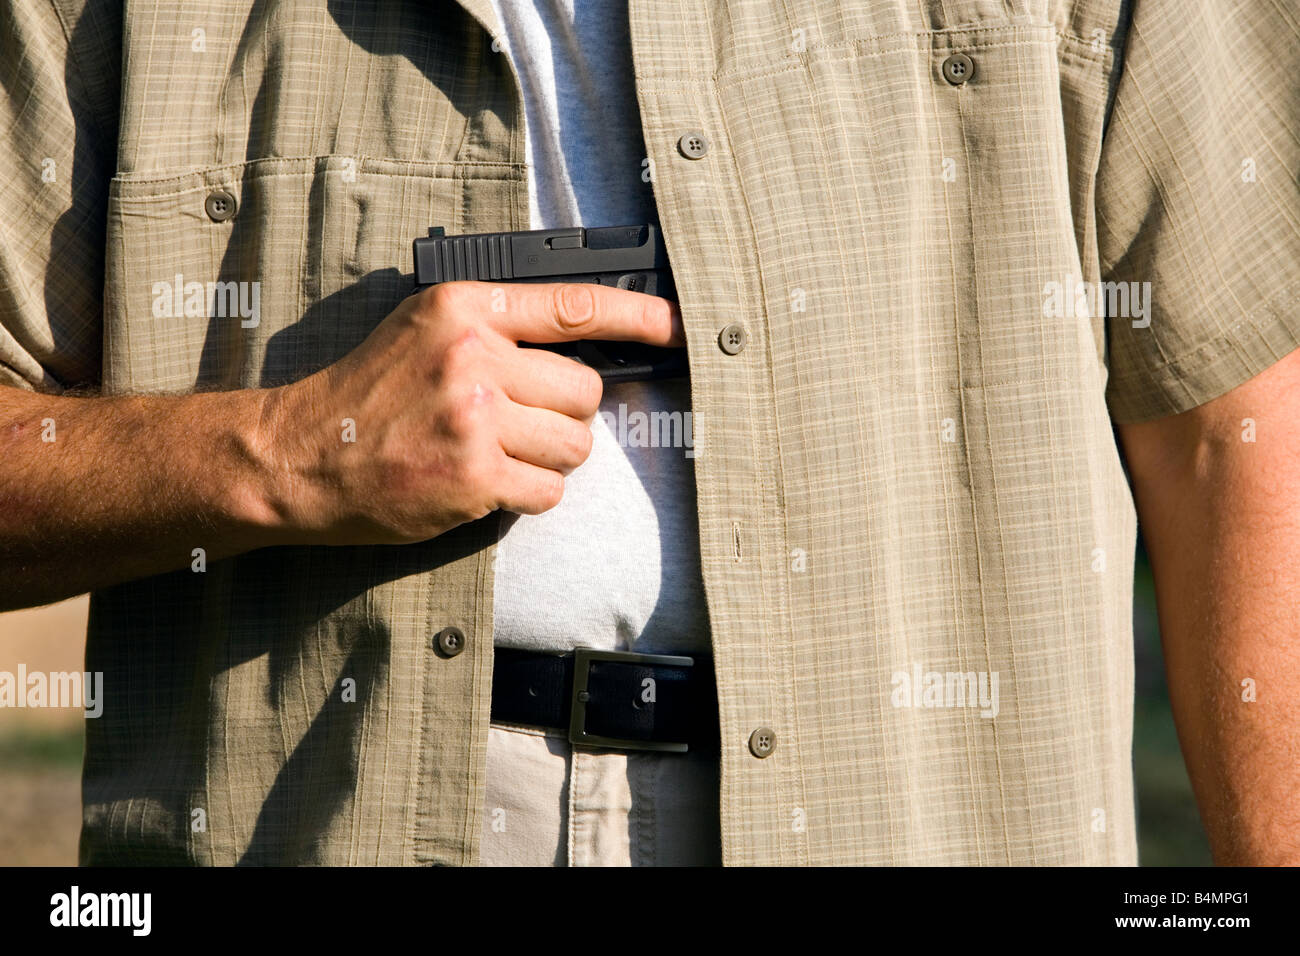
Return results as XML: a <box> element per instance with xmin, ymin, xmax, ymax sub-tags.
<box><xmin>491</xmin><ymin>647</ymin><xmax>719</xmax><ymax>753</ymax></box>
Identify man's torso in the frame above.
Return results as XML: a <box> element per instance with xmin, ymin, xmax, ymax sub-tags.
<box><xmin>76</xmin><ymin>0</ymin><xmax>1139</xmax><ymax>865</ymax></box>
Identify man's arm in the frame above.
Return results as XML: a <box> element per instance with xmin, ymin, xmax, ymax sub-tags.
<box><xmin>1117</xmin><ymin>347</ymin><xmax>1300</xmax><ymax>865</ymax></box>
<box><xmin>0</xmin><ymin>384</ymin><xmax>287</xmax><ymax>610</ymax></box>
<box><xmin>0</xmin><ymin>282</ymin><xmax>681</xmax><ymax>612</ymax></box>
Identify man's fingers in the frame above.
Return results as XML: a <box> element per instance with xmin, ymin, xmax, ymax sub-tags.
<box><xmin>498</xmin><ymin>345</ymin><xmax>604</xmax><ymax>420</ymax></box>
<box><xmin>487</xmin><ymin>282</ymin><xmax>684</xmax><ymax>348</ymax></box>
<box><xmin>498</xmin><ymin>402</ymin><xmax>595</xmax><ymax>474</ymax></box>
<box><xmin>492</xmin><ymin>454</ymin><xmax>567</xmax><ymax>516</ymax></box>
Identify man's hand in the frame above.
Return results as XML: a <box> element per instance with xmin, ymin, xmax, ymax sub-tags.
<box><xmin>1117</xmin><ymin>347</ymin><xmax>1300</xmax><ymax>865</ymax></box>
<box><xmin>0</xmin><ymin>282</ymin><xmax>681</xmax><ymax>610</ymax></box>
<box><xmin>256</xmin><ymin>281</ymin><xmax>682</xmax><ymax>545</ymax></box>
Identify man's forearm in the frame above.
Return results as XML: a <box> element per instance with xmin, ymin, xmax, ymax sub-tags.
<box><xmin>1119</xmin><ymin>351</ymin><xmax>1300</xmax><ymax>865</ymax></box>
<box><xmin>0</xmin><ymin>282</ymin><xmax>675</xmax><ymax>612</ymax></box>
<box><xmin>0</xmin><ymin>384</ymin><xmax>284</xmax><ymax>610</ymax></box>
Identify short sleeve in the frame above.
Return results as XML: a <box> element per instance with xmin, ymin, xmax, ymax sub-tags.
<box><xmin>0</xmin><ymin>0</ymin><xmax>119</xmax><ymax>393</ymax></box>
<box><xmin>1096</xmin><ymin>0</ymin><xmax>1300</xmax><ymax>424</ymax></box>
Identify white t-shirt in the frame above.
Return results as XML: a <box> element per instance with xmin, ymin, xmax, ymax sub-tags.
<box><xmin>486</xmin><ymin>0</ymin><xmax>711</xmax><ymax>656</ymax></box>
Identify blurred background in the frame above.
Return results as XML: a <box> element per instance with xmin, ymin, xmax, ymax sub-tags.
<box><xmin>0</xmin><ymin>543</ymin><xmax>1211</xmax><ymax>866</ymax></box>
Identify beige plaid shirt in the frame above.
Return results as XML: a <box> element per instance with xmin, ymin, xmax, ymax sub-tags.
<box><xmin>2</xmin><ymin>0</ymin><xmax>1297</xmax><ymax>865</ymax></box>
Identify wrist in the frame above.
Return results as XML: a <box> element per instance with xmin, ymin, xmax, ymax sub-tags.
<box><xmin>223</xmin><ymin>383</ymin><xmax>311</xmax><ymax>549</ymax></box>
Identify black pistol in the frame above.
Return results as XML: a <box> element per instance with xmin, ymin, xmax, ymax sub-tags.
<box><xmin>412</xmin><ymin>223</ymin><xmax>687</xmax><ymax>384</ymax></box>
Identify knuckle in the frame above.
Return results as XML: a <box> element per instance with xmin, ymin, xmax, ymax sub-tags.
<box><xmin>571</xmin><ymin>364</ymin><xmax>604</xmax><ymax>412</ymax></box>
<box><xmin>442</xmin><ymin>385</ymin><xmax>496</xmax><ymax>440</ymax></box>
<box><xmin>639</xmin><ymin>294</ymin><xmax>672</xmax><ymax>338</ymax></box>
<box><xmin>425</xmin><ymin>280</ymin><xmax>476</xmax><ymax>315</ymax></box>
<box><xmin>563</xmin><ymin>421</ymin><xmax>594</xmax><ymax>463</ymax></box>
<box><xmin>552</xmin><ymin>284</ymin><xmax>598</xmax><ymax>336</ymax></box>
<box><xmin>544</xmin><ymin>421</ymin><xmax>590</xmax><ymax>471</ymax></box>
<box><xmin>439</xmin><ymin>327</ymin><xmax>488</xmax><ymax>377</ymax></box>
<box><xmin>534</xmin><ymin>471</ymin><xmax>565</xmax><ymax>511</ymax></box>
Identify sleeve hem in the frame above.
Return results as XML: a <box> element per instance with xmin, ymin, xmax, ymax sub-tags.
<box><xmin>1106</xmin><ymin>275</ymin><xmax>1300</xmax><ymax>424</ymax></box>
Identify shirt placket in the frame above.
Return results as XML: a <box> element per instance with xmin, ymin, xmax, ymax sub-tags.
<box><xmin>627</xmin><ymin>0</ymin><xmax>808</xmax><ymax>866</ymax></box>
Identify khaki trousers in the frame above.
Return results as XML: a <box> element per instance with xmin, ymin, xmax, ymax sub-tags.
<box><xmin>478</xmin><ymin>721</ymin><xmax>722</xmax><ymax>866</ymax></box>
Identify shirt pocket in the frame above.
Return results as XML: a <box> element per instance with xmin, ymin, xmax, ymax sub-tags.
<box><xmin>103</xmin><ymin>156</ymin><xmax>521</xmax><ymax>392</ymax></box>
<box><xmin>713</xmin><ymin>19</ymin><xmax>1115</xmax><ymax>396</ymax></box>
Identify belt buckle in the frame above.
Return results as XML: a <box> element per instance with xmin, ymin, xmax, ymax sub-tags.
<box><xmin>568</xmin><ymin>647</ymin><xmax>695</xmax><ymax>753</ymax></box>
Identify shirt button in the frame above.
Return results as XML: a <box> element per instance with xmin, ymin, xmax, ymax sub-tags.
<box><xmin>434</xmin><ymin>626</ymin><xmax>466</xmax><ymax>657</ymax></box>
<box><xmin>748</xmin><ymin>727</ymin><xmax>777</xmax><ymax>758</ymax></box>
<box><xmin>941</xmin><ymin>53</ymin><xmax>975</xmax><ymax>86</ymax></box>
<box><xmin>677</xmin><ymin>131</ymin><xmax>709</xmax><ymax>159</ymax></box>
<box><xmin>718</xmin><ymin>323</ymin><xmax>748</xmax><ymax>355</ymax></box>
<box><xmin>204</xmin><ymin>189</ymin><xmax>238</xmax><ymax>222</ymax></box>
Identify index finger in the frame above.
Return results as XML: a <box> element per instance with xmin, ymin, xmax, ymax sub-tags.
<box><xmin>486</xmin><ymin>282</ymin><xmax>684</xmax><ymax>348</ymax></box>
